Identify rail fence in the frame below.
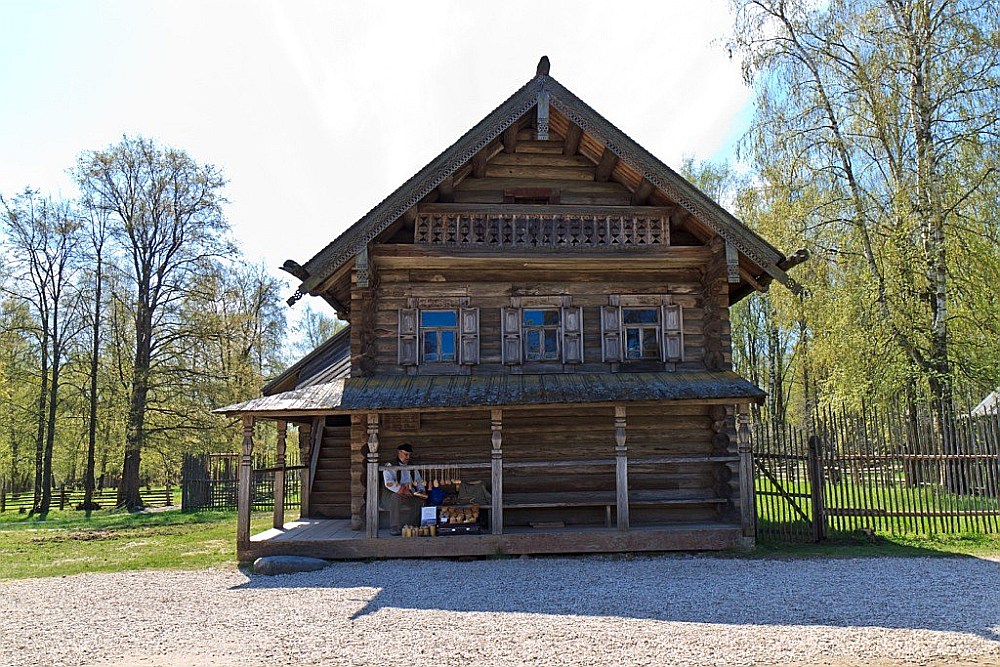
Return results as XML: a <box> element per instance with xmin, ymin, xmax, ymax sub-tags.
<box><xmin>753</xmin><ymin>401</ymin><xmax>1000</xmax><ymax>542</ymax></box>
<box><xmin>0</xmin><ymin>483</ymin><xmax>175</xmax><ymax>513</ymax></box>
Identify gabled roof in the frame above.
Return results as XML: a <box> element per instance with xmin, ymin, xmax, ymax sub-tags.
<box><xmin>293</xmin><ymin>59</ymin><xmax>802</xmax><ymax>297</ymax></box>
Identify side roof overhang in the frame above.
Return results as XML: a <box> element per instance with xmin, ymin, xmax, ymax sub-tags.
<box><xmin>215</xmin><ymin>370</ymin><xmax>765</xmax><ymax>417</ymax></box>
<box><xmin>261</xmin><ymin>326</ymin><xmax>351</xmax><ymax>396</ymax></box>
<box><xmin>288</xmin><ymin>64</ymin><xmax>804</xmax><ymax>302</ymax></box>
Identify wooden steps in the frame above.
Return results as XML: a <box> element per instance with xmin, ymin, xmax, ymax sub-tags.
<box><xmin>309</xmin><ymin>421</ymin><xmax>351</xmax><ymax>519</ymax></box>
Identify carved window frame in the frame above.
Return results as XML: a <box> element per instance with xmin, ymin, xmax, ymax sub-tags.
<box><xmin>602</xmin><ymin>295</ymin><xmax>684</xmax><ymax>365</ymax></box>
<box><xmin>398</xmin><ymin>304</ymin><xmax>479</xmax><ymax>367</ymax></box>
<box><xmin>503</xmin><ymin>296</ymin><xmax>583</xmax><ymax>366</ymax></box>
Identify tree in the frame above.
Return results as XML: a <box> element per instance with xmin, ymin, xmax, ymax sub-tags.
<box><xmin>80</xmin><ymin>206</ymin><xmax>110</xmax><ymax>516</ymax></box>
<box><xmin>730</xmin><ymin>0</ymin><xmax>1000</xmax><ymax>407</ymax></box>
<box><xmin>0</xmin><ymin>190</ymin><xmax>84</xmax><ymax>515</ymax></box>
<box><xmin>293</xmin><ymin>303</ymin><xmax>344</xmax><ymax>357</ymax></box>
<box><xmin>75</xmin><ymin>136</ymin><xmax>232</xmax><ymax>510</ymax></box>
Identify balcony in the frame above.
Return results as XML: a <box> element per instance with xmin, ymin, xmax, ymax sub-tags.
<box><xmin>413</xmin><ymin>205</ymin><xmax>671</xmax><ymax>250</ymax></box>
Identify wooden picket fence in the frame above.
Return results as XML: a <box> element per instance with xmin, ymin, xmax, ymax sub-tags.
<box><xmin>181</xmin><ymin>452</ymin><xmax>302</xmax><ymax>512</ymax></box>
<box><xmin>753</xmin><ymin>402</ymin><xmax>1000</xmax><ymax>541</ymax></box>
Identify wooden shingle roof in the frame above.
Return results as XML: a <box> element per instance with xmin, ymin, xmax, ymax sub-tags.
<box><xmin>215</xmin><ymin>370</ymin><xmax>764</xmax><ymax>416</ymax></box>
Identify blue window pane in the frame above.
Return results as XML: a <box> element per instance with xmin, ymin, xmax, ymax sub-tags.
<box><xmin>642</xmin><ymin>329</ymin><xmax>659</xmax><ymax>359</ymax></box>
<box><xmin>623</xmin><ymin>308</ymin><xmax>658</xmax><ymax>325</ymax></box>
<box><xmin>523</xmin><ymin>309</ymin><xmax>560</xmax><ymax>326</ymax></box>
<box><xmin>423</xmin><ymin>332</ymin><xmax>438</xmax><ymax>361</ymax></box>
<box><xmin>422</xmin><ymin>311</ymin><xmax>458</xmax><ymax>327</ymax></box>
<box><xmin>544</xmin><ymin>330</ymin><xmax>559</xmax><ymax>359</ymax></box>
<box><xmin>440</xmin><ymin>331</ymin><xmax>456</xmax><ymax>361</ymax></box>
<box><xmin>525</xmin><ymin>330</ymin><xmax>542</xmax><ymax>360</ymax></box>
<box><xmin>626</xmin><ymin>329</ymin><xmax>641</xmax><ymax>358</ymax></box>
<box><xmin>523</xmin><ymin>309</ymin><xmax>544</xmax><ymax>326</ymax></box>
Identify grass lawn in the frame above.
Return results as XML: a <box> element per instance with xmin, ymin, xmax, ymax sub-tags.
<box><xmin>0</xmin><ymin>509</ymin><xmax>271</xmax><ymax>580</ymax></box>
<box><xmin>752</xmin><ymin>530</ymin><xmax>1000</xmax><ymax>559</ymax></box>
<box><xmin>1</xmin><ymin>508</ymin><xmax>998</xmax><ymax>580</ymax></box>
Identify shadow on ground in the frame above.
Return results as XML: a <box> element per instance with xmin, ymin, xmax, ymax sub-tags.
<box><xmin>233</xmin><ymin>550</ymin><xmax>1000</xmax><ymax>642</ymax></box>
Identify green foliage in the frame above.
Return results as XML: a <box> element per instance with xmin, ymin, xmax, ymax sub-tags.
<box><xmin>0</xmin><ymin>137</ymin><xmax>302</xmax><ymax>506</ymax></box>
<box><xmin>728</xmin><ymin>0</ymin><xmax>1000</xmax><ymax>415</ymax></box>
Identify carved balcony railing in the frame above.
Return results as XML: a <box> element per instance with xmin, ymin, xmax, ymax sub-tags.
<box><xmin>413</xmin><ymin>206</ymin><xmax>671</xmax><ymax>250</ymax></box>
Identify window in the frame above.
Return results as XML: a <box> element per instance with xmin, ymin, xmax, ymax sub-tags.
<box><xmin>502</xmin><ymin>305</ymin><xmax>583</xmax><ymax>365</ymax></box>
<box><xmin>601</xmin><ymin>299</ymin><xmax>684</xmax><ymax>364</ymax></box>
<box><xmin>399</xmin><ymin>307</ymin><xmax>478</xmax><ymax>366</ymax></box>
<box><xmin>420</xmin><ymin>310</ymin><xmax>458</xmax><ymax>362</ymax></box>
<box><xmin>623</xmin><ymin>308</ymin><xmax>660</xmax><ymax>360</ymax></box>
<box><xmin>522</xmin><ymin>309</ymin><xmax>561</xmax><ymax>361</ymax></box>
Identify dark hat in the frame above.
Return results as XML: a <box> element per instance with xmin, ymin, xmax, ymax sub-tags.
<box><xmin>397</xmin><ymin>443</ymin><xmax>413</xmax><ymax>453</ymax></box>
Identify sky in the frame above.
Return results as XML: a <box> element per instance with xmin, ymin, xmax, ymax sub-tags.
<box><xmin>0</xmin><ymin>0</ymin><xmax>753</xmax><ymax>308</ymax></box>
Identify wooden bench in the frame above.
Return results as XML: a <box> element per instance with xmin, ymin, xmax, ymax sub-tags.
<box><xmin>502</xmin><ymin>491</ymin><xmax>729</xmax><ymax>527</ymax></box>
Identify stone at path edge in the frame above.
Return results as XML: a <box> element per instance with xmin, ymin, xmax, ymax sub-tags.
<box><xmin>252</xmin><ymin>556</ymin><xmax>331</xmax><ymax>575</ymax></box>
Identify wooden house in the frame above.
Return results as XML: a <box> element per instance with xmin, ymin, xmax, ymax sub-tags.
<box><xmin>217</xmin><ymin>58</ymin><xmax>806</xmax><ymax>561</ymax></box>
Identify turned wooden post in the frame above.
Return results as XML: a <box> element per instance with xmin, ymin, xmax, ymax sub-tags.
<box><xmin>614</xmin><ymin>405</ymin><xmax>629</xmax><ymax>531</ymax></box>
<box><xmin>273</xmin><ymin>419</ymin><xmax>287</xmax><ymax>529</ymax></box>
<box><xmin>298</xmin><ymin>421</ymin><xmax>313</xmax><ymax>518</ymax></box>
<box><xmin>737</xmin><ymin>407</ymin><xmax>755</xmax><ymax>540</ymax></box>
<box><xmin>365</xmin><ymin>412</ymin><xmax>380</xmax><ymax>538</ymax></box>
<box><xmin>237</xmin><ymin>415</ymin><xmax>255</xmax><ymax>550</ymax></box>
<box><xmin>491</xmin><ymin>408</ymin><xmax>503</xmax><ymax>535</ymax></box>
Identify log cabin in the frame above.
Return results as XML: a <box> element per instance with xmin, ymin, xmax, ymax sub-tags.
<box><xmin>216</xmin><ymin>57</ymin><xmax>806</xmax><ymax>561</ymax></box>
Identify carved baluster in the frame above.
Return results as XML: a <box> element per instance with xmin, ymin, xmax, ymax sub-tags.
<box><xmin>491</xmin><ymin>409</ymin><xmax>503</xmax><ymax>535</ymax></box>
<box><xmin>237</xmin><ymin>416</ymin><xmax>254</xmax><ymax>552</ymax></box>
<box><xmin>273</xmin><ymin>420</ymin><xmax>287</xmax><ymax>529</ymax></box>
<box><xmin>615</xmin><ymin>405</ymin><xmax>629</xmax><ymax>531</ymax></box>
<box><xmin>365</xmin><ymin>413</ymin><xmax>380</xmax><ymax>538</ymax></box>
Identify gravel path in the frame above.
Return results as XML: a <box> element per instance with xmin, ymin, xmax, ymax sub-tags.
<box><xmin>1</xmin><ymin>555</ymin><xmax>998</xmax><ymax>667</ymax></box>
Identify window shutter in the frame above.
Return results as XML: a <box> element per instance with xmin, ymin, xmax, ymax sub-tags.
<box><xmin>501</xmin><ymin>307</ymin><xmax>522</xmax><ymax>365</ymax></box>
<box><xmin>561</xmin><ymin>306</ymin><xmax>584</xmax><ymax>364</ymax></box>
<box><xmin>600</xmin><ymin>305</ymin><xmax>622</xmax><ymax>362</ymax></box>
<box><xmin>662</xmin><ymin>303</ymin><xmax>683</xmax><ymax>362</ymax></box>
<box><xmin>398</xmin><ymin>308</ymin><xmax>418</xmax><ymax>366</ymax></box>
<box><xmin>459</xmin><ymin>308</ymin><xmax>479</xmax><ymax>365</ymax></box>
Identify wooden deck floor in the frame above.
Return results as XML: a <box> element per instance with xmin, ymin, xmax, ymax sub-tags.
<box><xmin>243</xmin><ymin>518</ymin><xmax>749</xmax><ymax>561</ymax></box>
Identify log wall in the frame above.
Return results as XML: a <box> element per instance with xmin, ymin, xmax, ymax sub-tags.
<box><xmin>356</xmin><ymin>256</ymin><xmax>731</xmax><ymax>376</ymax></box>
<box><xmin>337</xmin><ymin>403</ymin><xmax>738</xmax><ymax>529</ymax></box>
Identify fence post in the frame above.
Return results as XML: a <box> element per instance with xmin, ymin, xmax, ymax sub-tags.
<box><xmin>1</xmin><ymin>479</ymin><xmax>5</xmax><ymax>513</ymax></box>
<box><xmin>58</xmin><ymin>484</ymin><xmax>67</xmax><ymax>511</ymax></box>
<box><xmin>165</xmin><ymin>483</ymin><xmax>172</xmax><ymax>506</ymax></box>
<box><xmin>807</xmin><ymin>435</ymin><xmax>826</xmax><ymax>542</ymax></box>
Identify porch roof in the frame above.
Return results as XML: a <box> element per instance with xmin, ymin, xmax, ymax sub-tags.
<box><xmin>214</xmin><ymin>370</ymin><xmax>764</xmax><ymax>416</ymax></box>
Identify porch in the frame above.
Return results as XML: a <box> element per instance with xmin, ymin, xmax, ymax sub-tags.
<box><xmin>245</xmin><ymin>517</ymin><xmax>746</xmax><ymax>560</ymax></box>
<box><xmin>215</xmin><ymin>370</ymin><xmax>764</xmax><ymax>561</ymax></box>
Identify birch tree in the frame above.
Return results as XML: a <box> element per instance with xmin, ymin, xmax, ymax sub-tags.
<box><xmin>730</xmin><ymin>0</ymin><xmax>1000</xmax><ymax>406</ymax></box>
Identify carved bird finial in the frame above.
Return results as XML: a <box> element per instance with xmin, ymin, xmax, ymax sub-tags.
<box><xmin>537</xmin><ymin>56</ymin><xmax>550</xmax><ymax>76</ymax></box>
